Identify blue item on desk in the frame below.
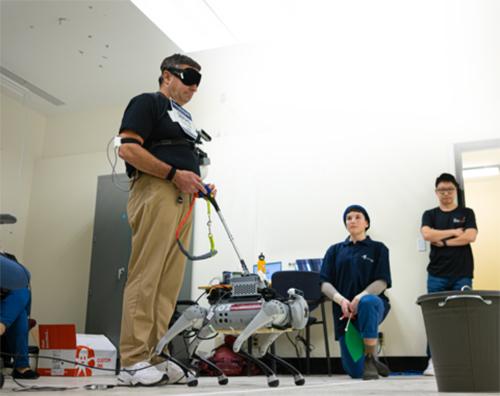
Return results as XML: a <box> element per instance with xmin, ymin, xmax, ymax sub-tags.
<box><xmin>252</xmin><ymin>261</ymin><xmax>282</xmax><ymax>279</ymax></box>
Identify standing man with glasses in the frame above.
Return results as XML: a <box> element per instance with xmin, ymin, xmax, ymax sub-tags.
<box><xmin>420</xmin><ymin>173</ymin><xmax>478</xmax><ymax>375</ymax></box>
<box><xmin>117</xmin><ymin>54</ymin><xmax>214</xmax><ymax>386</ymax></box>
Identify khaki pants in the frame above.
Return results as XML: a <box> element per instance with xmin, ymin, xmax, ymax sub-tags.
<box><xmin>119</xmin><ymin>174</ymin><xmax>193</xmax><ymax>367</ymax></box>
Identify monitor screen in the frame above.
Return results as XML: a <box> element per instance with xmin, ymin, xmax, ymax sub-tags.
<box><xmin>253</xmin><ymin>261</ymin><xmax>282</xmax><ymax>279</ymax></box>
<box><xmin>295</xmin><ymin>258</ymin><xmax>323</xmax><ymax>272</ymax></box>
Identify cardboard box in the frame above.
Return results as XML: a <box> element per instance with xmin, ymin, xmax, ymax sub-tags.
<box><xmin>38</xmin><ymin>324</ymin><xmax>77</xmax><ymax>376</ymax></box>
<box><xmin>75</xmin><ymin>333</ymin><xmax>117</xmax><ymax>376</ymax></box>
<box><xmin>37</xmin><ymin>324</ymin><xmax>117</xmax><ymax>377</ymax></box>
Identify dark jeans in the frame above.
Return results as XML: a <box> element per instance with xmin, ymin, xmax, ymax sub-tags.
<box><xmin>426</xmin><ymin>274</ymin><xmax>472</xmax><ymax>357</ymax></box>
<box><xmin>0</xmin><ymin>288</ymin><xmax>31</xmax><ymax>368</ymax></box>
<box><xmin>339</xmin><ymin>295</ymin><xmax>385</xmax><ymax>378</ymax></box>
<box><xmin>427</xmin><ymin>274</ymin><xmax>472</xmax><ymax>294</ymax></box>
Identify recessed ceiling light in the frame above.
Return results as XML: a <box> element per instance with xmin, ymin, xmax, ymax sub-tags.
<box><xmin>463</xmin><ymin>166</ymin><xmax>500</xmax><ymax>179</ymax></box>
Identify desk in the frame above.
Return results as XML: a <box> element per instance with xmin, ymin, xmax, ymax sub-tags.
<box><xmin>197</xmin><ymin>284</ymin><xmax>232</xmax><ymax>291</ymax></box>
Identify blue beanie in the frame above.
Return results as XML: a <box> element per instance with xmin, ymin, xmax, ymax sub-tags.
<box><xmin>343</xmin><ymin>205</ymin><xmax>370</xmax><ymax>230</ymax></box>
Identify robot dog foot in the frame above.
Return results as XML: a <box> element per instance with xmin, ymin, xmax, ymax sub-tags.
<box><xmin>265</xmin><ymin>352</ymin><xmax>306</xmax><ymax>386</ymax></box>
<box><xmin>193</xmin><ymin>353</ymin><xmax>228</xmax><ymax>386</ymax></box>
<box><xmin>237</xmin><ymin>349</ymin><xmax>280</xmax><ymax>388</ymax></box>
<box><xmin>159</xmin><ymin>354</ymin><xmax>198</xmax><ymax>387</ymax></box>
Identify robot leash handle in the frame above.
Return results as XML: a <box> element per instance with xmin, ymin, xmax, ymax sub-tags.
<box><xmin>192</xmin><ymin>184</ymin><xmax>250</xmax><ymax>274</ymax></box>
<box><xmin>175</xmin><ymin>189</ymin><xmax>217</xmax><ymax>261</ymax></box>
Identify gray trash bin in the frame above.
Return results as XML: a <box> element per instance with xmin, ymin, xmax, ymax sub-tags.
<box><xmin>417</xmin><ymin>290</ymin><xmax>500</xmax><ymax>392</ymax></box>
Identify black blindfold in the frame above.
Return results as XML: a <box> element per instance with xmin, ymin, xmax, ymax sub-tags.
<box><xmin>167</xmin><ymin>67</ymin><xmax>202</xmax><ymax>87</ymax></box>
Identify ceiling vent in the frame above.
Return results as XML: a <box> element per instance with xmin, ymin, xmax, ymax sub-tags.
<box><xmin>0</xmin><ymin>66</ymin><xmax>65</xmax><ymax>106</ymax></box>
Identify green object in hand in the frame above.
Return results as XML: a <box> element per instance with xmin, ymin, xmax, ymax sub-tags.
<box><xmin>345</xmin><ymin>319</ymin><xmax>364</xmax><ymax>362</ymax></box>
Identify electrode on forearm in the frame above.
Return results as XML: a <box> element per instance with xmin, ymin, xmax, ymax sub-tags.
<box><xmin>363</xmin><ymin>280</ymin><xmax>388</xmax><ymax>295</ymax></box>
<box><xmin>321</xmin><ymin>282</ymin><xmax>346</xmax><ymax>305</ymax></box>
<box><xmin>113</xmin><ymin>136</ymin><xmax>142</xmax><ymax>148</ymax></box>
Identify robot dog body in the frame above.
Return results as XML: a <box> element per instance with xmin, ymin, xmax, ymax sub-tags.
<box><xmin>155</xmin><ymin>273</ymin><xmax>309</xmax><ymax>387</ymax></box>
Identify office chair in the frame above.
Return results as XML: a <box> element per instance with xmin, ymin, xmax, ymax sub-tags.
<box><xmin>271</xmin><ymin>270</ymin><xmax>331</xmax><ymax>376</ymax></box>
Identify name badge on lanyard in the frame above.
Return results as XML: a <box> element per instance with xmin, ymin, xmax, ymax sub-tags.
<box><xmin>168</xmin><ymin>99</ymin><xmax>198</xmax><ymax>140</ymax></box>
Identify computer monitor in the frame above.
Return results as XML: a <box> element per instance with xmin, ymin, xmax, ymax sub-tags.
<box><xmin>295</xmin><ymin>258</ymin><xmax>323</xmax><ymax>272</ymax></box>
<box><xmin>252</xmin><ymin>261</ymin><xmax>282</xmax><ymax>279</ymax></box>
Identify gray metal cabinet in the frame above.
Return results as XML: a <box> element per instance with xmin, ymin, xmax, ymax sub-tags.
<box><xmin>85</xmin><ymin>174</ymin><xmax>192</xmax><ymax>350</ymax></box>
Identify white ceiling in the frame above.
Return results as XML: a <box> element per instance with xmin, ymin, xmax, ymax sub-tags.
<box><xmin>0</xmin><ymin>0</ymin><xmax>179</xmax><ymax>115</ymax></box>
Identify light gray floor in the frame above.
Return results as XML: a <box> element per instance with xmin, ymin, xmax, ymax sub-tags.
<box><xmin>1</xmin><ymin>374</ymin><xmax>497</xmax><ymax>396</ymax></box>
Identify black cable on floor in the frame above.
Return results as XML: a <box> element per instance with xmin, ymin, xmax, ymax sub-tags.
<box><xmin>11</xmin><ymin>377</ymin><xmax>78</xmax><ymax>392</ymax></box>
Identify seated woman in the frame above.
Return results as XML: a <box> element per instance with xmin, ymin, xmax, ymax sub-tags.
<box><xmin>0</xmin><ymin>253</ymin><xmax>39</xmax><ymax>379</ymax></box>
<box><xmin>320</xmin><ymin>205</ymin><xmax>391</xmax><ymax>380</ymax></box>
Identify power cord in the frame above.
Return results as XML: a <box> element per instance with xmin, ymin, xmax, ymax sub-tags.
<box><xmin>1</xmin><ymin>351</ymin><xmax>173</xmax><ymax>392</ymax></box>
<box><xmin>377</xmin><ymin>331</ymin><xmax>391</xmax><ymax>370</ymax></box>
<box><xmin>0</xmin><ymin>351</ymin><xmax>167</xmax><ymax>374</ymax></box>
<box><xmin>4</xmin><ymin>290</ymin><xmax>247</xmax><ymax>391</ymax></box>
<box><xmin>286</xmin><ymin>332</ymin><xmax>301</xmax><ymax>360</ymax></box>
<box><xmin>11</xmin><ymin>376</ymin><xmax>78</xmax><ymax>392</ymax></box>
<box><xmin>106</xmin><ymin>136</ymin><xmax>130</xmax><ymax>193</ymax></box>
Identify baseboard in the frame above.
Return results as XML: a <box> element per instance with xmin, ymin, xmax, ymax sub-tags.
<box><xmin>275</xmin><ymin>356</ymin><xmax>428</xmax><ymax>375</ymax></box>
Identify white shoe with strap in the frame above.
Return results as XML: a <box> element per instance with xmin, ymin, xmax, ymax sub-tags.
<box><xmin>118</xmin><ymin>361</ymin><xmax>168</xmax><ymax>386</ymax></box>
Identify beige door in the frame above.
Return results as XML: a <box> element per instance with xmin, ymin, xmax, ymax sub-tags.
<box><xmin>462</xmin><ymin>148</ymin><xmax>500</xmax><ymax>290</ymax></box>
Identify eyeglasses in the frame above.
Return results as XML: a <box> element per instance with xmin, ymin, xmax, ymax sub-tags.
<box><xmin>166</xmin><ymin>67</ymin><xmax>202</xmax><ymax>87</ymax></box>
<box><xmin>435</xmin><ymin>188</ymin><xmax>456</xmax><ymax>194</ymax></box>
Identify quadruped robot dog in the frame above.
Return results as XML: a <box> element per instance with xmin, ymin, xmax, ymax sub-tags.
<box><xmin>156</xmin><ymin>189</ymin><xmax>310</xmax><ymax>388</ymax></box>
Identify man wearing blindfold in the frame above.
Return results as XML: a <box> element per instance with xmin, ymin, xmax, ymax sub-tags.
<box><xmin>117</xmin><ymin>54</ymin><xmax>212</xmax><ymax>386</ymax></box>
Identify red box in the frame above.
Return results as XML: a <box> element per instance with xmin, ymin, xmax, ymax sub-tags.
<box><xmin>38</xmin><ymin>324</ymin><xmax>77</xmax><ymax>376</ymax></box>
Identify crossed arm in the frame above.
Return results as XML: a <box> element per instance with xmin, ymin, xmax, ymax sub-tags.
<box><xmin>421</xmin><ymin>226</ymin><xmax>477</xmax><ymax>247</ymax></box>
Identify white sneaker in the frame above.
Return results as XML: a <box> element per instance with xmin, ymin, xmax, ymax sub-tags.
<box><xmin>157</xmin><ymin>360</ymin><xmax>187</xmax><ymax>384</ymax></box>
<box><xmin>118</xmin><ymin>361</ymin><xmax>168</xmax><ymax>386</ymax></box>
<box><xmin>423</xmin><ymin>358</ymin><xmax>435</xmax><ymax>376</ymax></box>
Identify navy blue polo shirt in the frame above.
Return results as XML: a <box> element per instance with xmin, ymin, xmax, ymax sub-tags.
<box><xmin>320</xmin><ymin>236</ymin><xmax>391</xmax><ymax>340</ymax></box>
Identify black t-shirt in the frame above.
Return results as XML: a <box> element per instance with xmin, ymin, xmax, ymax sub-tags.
<box><xmin>421</xmin><ymin>206</ymin><xmax>477</xmax><ymax>278</ymax></box>
<box><xmin>119</xmin><ymin>92</ymin><xmax>200</xmax><ymax>177</ymax></box>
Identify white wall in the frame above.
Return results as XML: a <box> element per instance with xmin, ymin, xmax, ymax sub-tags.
<box><xmin>186</xmin><ymin>1</ymin><xmax>500</xmax><ymax>356</ymax></box>
<box><xmin>22</xmin><ymin>106</ymin><xmax>126</xmax><ymax>330</ymax></box>
<box><xmin>0</xmin><ymin>90</ymin><xmax>45</xmax><ymax>260</ymax></box>
<box><xmin>3</xmin><ymin>0</ymin><xmax>499</xmax><ymax>358</ymax></box>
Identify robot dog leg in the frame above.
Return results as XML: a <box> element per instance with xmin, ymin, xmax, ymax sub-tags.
<box><xmin>231</xmin><ymin>299</ymin><xmax>288</xmax><ymax>386</ymax></box>
<box><xmin>155</xmin><ymin>305</ymin><xmax>208</xmax><ymax>387</ymax></box>
<box><xmin>155</xmin><ymin>305</ymin><xmax>228</xmax><ymax>386</ymax></box>
<box><xmin>189</xmin><ymin>324</ymin><xmax>229</xmax><ymax>385</ymax></box>
<box><xmin>230</xmin><ymin>289</ymin><xmax>308</xmax><ymax>387</ymax></box>
<box><xmin>250</xmin><ymin>333</ymin><xmax>306</xmax><ymax>386</ymax></box>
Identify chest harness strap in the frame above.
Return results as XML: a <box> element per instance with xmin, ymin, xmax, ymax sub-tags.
<box><xmin>150</xmin><ymin>138</ymin><xmax>194</xmax><ymax>150</ymax></box>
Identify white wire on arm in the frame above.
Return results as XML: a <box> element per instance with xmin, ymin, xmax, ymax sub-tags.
<box><xmin>106</xmin><ymin>136</ymin><xmax>130</xmax><ymax>193</ymax></box>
